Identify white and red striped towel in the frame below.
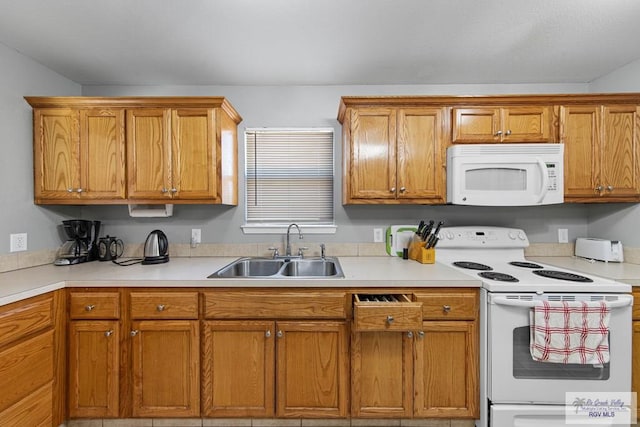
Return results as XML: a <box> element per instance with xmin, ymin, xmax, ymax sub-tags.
<box><xmin>530</xmin><ymin>300</ymin><xmax>610</xmax><ymax>364</ymax></box>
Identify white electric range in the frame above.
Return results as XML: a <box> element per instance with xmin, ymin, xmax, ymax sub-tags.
<box><xmin>435</xmin><ymin>226</ymin><xmax>633</xmax><ymax>427</ymax></box>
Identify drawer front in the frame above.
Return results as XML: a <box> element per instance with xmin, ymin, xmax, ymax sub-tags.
<box><xmin>0</xmin><ymin>330</ymin><xmax>54</xmax><ymax>412</ymax></box>
<box><xmin>70</xmin><ymin>291</ymin><xmax>120</xmax><ymax>319</ymax></box>
<box><xmin>130</xmin><ymin>291</ymin><xmax>199</xmax><ymax>319</ymax></box>
<box><xmin>0</xmin><ymin>293</ymin><xmax>53</xmax><ymax>348</ymax></box>
<box><xmin>204</xmin><ymin>291</ymin><xmax>347</xmax><ymax>319</ymax></box>
<box><xmin>0</xmin><ymin>382</ymin><xmax>52</xmax><ymax>427</ymax></box>
<box><xmin>354</xmin><ymin>296</ymin><xmax>422</xmax><ymax>331</ymax></box>
<box><xmin>415</xmin><ymin>290</ymin><xmax>478</xmax><ymax>320</ymax></box>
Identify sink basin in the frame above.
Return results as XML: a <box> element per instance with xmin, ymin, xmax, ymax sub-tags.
<box><xmin>209</xmin><ymin>257</ymin><xmax>344</xmax><ymax>279</ymax></box>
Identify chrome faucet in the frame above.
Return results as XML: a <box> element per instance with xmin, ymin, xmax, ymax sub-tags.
<box><xmin>285</xmin><ymin>223</ymin><xmax>303</xmax><ymax>257</ymax></box>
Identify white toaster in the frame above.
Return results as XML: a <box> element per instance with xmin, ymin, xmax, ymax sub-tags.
<box><xmin>575</xmin><ymin>238</ymin><xmax>624</xmax><ymax>263</ymax></box>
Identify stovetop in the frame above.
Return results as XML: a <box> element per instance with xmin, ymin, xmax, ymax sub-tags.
<box><xmin>436</xmin><ymin>226</ymin><xmax>630</xmax><ymax>293</ymax></box>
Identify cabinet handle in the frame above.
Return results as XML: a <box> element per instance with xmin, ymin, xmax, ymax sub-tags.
<box><xmin>156</xmin><ymin>304</ymin><xmax>165</xmax><ymax>312</ymax></box>
<box><xmin>85</xmin><ymin>304</ymin><xmax>95</xmax><ymax>311</ymax></box>
<box><xmin>161</xmin><ymin>187</ymin><xmax>169</xmax><ymax>193</ymax></box>
<box><xmin>595</xmin><ymin>185</ymin><xmax>604</xmax><ymax>192</ymax></box>
<box><xmin>386</xmin><ymin>315</ymin><xmax>394</xmax><ymax>324</ymax></box>
<box><xmin>505</xmin><ymin>129</ymin><xmax>512</xmax><ymax>136</ymax></box>
<box><xmin>105</xmin><ymin>330</ymin><xmax>113</xmax><ymax>337</ymax></box>
<box><xmin>417</xmin><ymin>331</ymin><xmax>425</xmax><ymax>339</ymax></box>
<box><xmin>495</xmin><ymin>130</ymin><xmax>503</xmax><ymax>136</ymax></box>
<box><xmin>277</xmin><ymin>330</ymin><xmax>283</xmax><ymax>338</ymax></box>
<box><xmin>130</xmin><ymin>330</ymin><xmax>139</xmax><ymax>337</ymax></box>
<box><xmin>442</xmin><ymin>305</ymin><xmax>451</xmax><ymax>313</ymax></box>
<box><xmin>67</xmin><ymin>188</ymin><xmax>74</xmax><ymax>193</ymax></box>
<box><xmin>407</xmin><ymin>331</ymin><xmax>413</xmax><ymax>338</ymax></box>
<box><xmin>390</xmin><ymin>187</ymin><xmax>396</xmax><ymax>193</ymax></box>
<box><xmin>265</xmin><ymin>330</ymin><xmax>271</xmax><ymax>338</ymax></box>
<box><xmin>76</xmin><ymin>188</ymin><xmax>83</xmax><ymax>193</ymax></box>
<box><xmin>607</xmin><ymin>185</ymin><xmax>614</xmax><ymax>191</ymax></box>
<box><xmin>399</xmin><ymin>187</ymin><xmax>406</xmax><ymax>193</ymax></box>
<box><xmin>170</xmin><ymin>188</ymin><xmax>178</xmax><ymax>193</ymax></box>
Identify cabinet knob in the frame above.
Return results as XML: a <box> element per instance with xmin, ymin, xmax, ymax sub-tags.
<box><xmin>76</xmin><ymin>188</ymin><xmax>83</xmax><ymax>193</ymax></box>
<box><xmin>505</xmin><ymin>129</ymin><xmax>512</xmax><ymax>136</ymax></box>
<box><xmin>276</xmin><ymin>330</ymin><xmax>283</xmax><ymax>338</ymax></box>
<box><xmin>399</xmin><ymin>187</ymin><xmax>406</xmax><ymax>193</ymax></box>
<box><xmin>104</xmin><ymin>330</ymin><xmax>113</xmax><ymax>337</ymax></box>
<box><xmin>130</xmin><ymin>330</ymin><xmax>139</xmax><ymax>337</ymax></box>
<box><xmin>390</xmin><ymin>187</ymin><xmax>396</xmax><ymax>193</ymax></box>
<box><xmin>85</xmin><ymin>304</ymin><xmax>95</xmax><ymax>311</ymax></box>
<box><xmin>265</xmin><ymin>330</ymin><xmax>271</xmax><ymax>338</ymax></box>
<box><xmin>156</xmin><ymin>304</ymin><xmax>165</xmax><ymax>312</ymax></box>
<box><xmin>386</xmin><ymin>315</ymin><xmax>394</xmax><ymax>324</ymax></box>
<box><xmin>407</xmin><ymin>331</ymin><xmax>413</xmax><ymax>338</ymax></box>
<box><xmin>495</xmin><ymin>130</ymin><xmax>503</xmax><ymax>136</ymax></box>
<box><xmin>161</xmin><ymin>187</ymin><xmax>169</xmax><ymax>193</ymax></box>
<box><xmin>595</xmin><ymin>185</ymin><xmax>604</xmax><ymax>192</ymax></box>
<box><xmin>67</xmin><ymin>188</ymin><xmax>74</xmax><ymax>193</ymax></box>
<box><xmin>417</xmin><ymin>331</ymin><xmax>425</xmax><ymax>339</ymax></box>
<box><xmin>170</xmin><ymin>188</ymin><xmax>178</xmax><ymax>193</ymax></box>
<box><xmin>442</xmin><ymin>305</ymin><xmax>451</xmax><ymax>313</ymax></box>
<box><xmin>607</xmin><ymin>185</ymin><xmax>614</xmax><ymax>191</ymax></box>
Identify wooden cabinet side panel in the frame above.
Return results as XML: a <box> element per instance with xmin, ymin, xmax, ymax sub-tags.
<box><xmin>131</xmin><ymin>320</ymin><xmax>200</xmax><ymax>417</ymax></box>
<box><xmin>219</xmin><ymin>108</ymin><xmax>239</xmax><ymax>205</ymax></box>
<box><xmin>601</xmin><ymin>105</ymin><xmax>639</xmax><ymax>197</ymax></box>
<box><xmin>171</xmin><ymin>109</ymin><xmax>217</xmax><ymax>200</ymax></box>
<box><xmin>414</xmin><ymin>321</ymin><xmax>478</xmax><ymax>418</ymax></box>
<box><xmin>68</xmin><ymin>320</ymin><xmax>119</xmax><ymax>418</ymax></box>
<box><xmin>33</xmin><ymin>108</ymin><xmax>80</xmax><ymax>201</ymax></box>
<box><xmin>561</xmin><ymin>106</ymin><xmax>601</xmax><ymax>198</ymax></box>
<box><xmin>80</xmin><ymin>108</ymin><xmax>126</xmax><ymax>199</ymax></box>
<box><xmin>349</xmin><ymin>108</ymin><xmax>397</xmax><ymax>199</ymax></box>
<box><xmin>276</xmin><ymin>321</ymin><xmax>348</xmax><ymax>418</ymax></box>
<box><xmin>202</xmin><ymin>320</ymin><xmax>275</xmax><ymax>417</ymax></box>
<box><xmin>126</xmin><ymin>109</ymin><xmax>172</xmax><ymax>200</ymax></box>
<box><xmin>351</xmin><ymin>331</ymin><xmax>412</xmax><ymax>417</ymax></box>
<box><xmin>0</xmin><ymin>293</ymin><xmax>53</xmax><ymax>348</ymax></box>
<box><xmin>397</xmin><ymin>108</ymin><xmax>445</xmax><ymax>201</ymax></box>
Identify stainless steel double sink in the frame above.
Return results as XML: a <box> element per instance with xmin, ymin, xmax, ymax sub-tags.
<box><xmin>208</xmin><ymin>256</ymin><xmax>344</xmax><ymax>279</ymax></box>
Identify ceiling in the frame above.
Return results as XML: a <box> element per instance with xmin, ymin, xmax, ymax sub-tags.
<box><xmin>1</xmin><ymin>0</ymin><xmax>640</xmax><ymax>86</ymax></box>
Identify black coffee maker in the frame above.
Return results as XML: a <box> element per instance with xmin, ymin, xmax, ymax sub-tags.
<box><xmin>54</xmin><ymin>220</ymin><xmax>101</xmax><ymax>266</ymax></box>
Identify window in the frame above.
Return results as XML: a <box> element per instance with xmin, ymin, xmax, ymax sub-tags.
<box><xmin>242</xmin><ymin>128</ymin><xmax>335</xmax><ymax>234</ymax></box>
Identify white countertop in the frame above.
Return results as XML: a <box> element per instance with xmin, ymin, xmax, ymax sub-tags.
<box><xmin>0</xmin><ymin>256</ymin><xmax>480</xmax><ymax>306</ymax></box>
<box><xmin>528</xmin><ymin>256</ymin><xmax>640</xmax><ymax>285</ymax></box>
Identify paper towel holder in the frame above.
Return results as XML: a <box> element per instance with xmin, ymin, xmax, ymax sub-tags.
<box><xmin>128</xmin><ymin>204</ymin><xmax>174</xmax><ymax>218</ymax></box>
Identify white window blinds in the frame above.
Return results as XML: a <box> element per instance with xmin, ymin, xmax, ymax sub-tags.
<box><xmin>245</xmin><ymin>128</ymin><xmax>334</xmax><ymax>226</ymax></box>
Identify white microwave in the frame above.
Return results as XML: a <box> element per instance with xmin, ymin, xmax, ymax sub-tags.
<box><xmin>446</xmin><ymin>143</ymin><xmax>564</xmax><ymax>206</ymax></box>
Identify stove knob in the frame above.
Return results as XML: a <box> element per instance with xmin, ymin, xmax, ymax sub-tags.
<box><xmin>518</xmin><ymin>231</ymin><xmax>526</xmax><ymax>240</ymax></box>
<box><xmin>508</xmin><ymin>231</ymin><xmax>516</xmax><ymax>240</ymax></box>
<box><xmin>446</xmin><ymin>231</ymin><xmax>454</xmax><ymax>240</ymax></box>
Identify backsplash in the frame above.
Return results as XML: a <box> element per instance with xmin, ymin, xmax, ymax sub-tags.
<box><xmin>2</xmin><ymin>242</ymin><xmax>636</xmax><ymax>274</ymax></box>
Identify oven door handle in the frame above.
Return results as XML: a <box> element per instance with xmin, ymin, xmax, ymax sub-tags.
<box><xmin>491</xmin><ymin>296</ymin><xmax>633</xmax><ymax>309</ymax></box>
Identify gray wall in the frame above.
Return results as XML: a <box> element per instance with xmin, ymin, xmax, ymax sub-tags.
<box><xmin>79</xmin><ymin>84</ymin><xmax>591</xmax><ymax>247</ymax></box>
<box><xmin>586</xmin><ymin>59</ymin><xmax>640</xmax><ymax>246</ymax></box>
<box><xmin>0</xmin><ymin>42</ymin><xmax>81</xmax><ymax>253</ymax></box>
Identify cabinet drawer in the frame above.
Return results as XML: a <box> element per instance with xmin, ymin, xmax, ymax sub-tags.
<box><xmin>130</xmin><ymin>291</ymin><xmax>199</xmax><ymax>319</ymax></box>
<box><xmin>0</xmin><ymin>293</ymin><xmax>53</xmax><ymax>348</ymax></box>
<box><xmin>204</xmin><ymin>290</ymin><xmax>347</xmax><ymax>319</ymax></box>
<box><xmin>0</xmin><ymin>382</ymin><xmax>52</xmax><ymax>427</ymax></box>
<box><xmin>353</xmin><ymin>294</ymin><xmax>422</xmax><ymax>331</ymax></box>
<box><xmin>415</xmin><ymin>290</ymin><xmax>478</xmax><ymax>320</ymax></box>
<box><xmin>69</xmin><ymin>291</ymin><xmax>120</xmax><ymax>319</ymax></box>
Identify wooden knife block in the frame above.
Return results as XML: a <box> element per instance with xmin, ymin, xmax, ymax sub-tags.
<box><xmin>408</xmin><ymin>237</ymin><xmax>435</xmax><ymax>264</ymax></box>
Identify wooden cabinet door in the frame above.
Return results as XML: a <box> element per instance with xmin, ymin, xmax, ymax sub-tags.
<box><xmin>276</xmin><ymin>321</ymin><xmax>348</xmax><ymax>418</ymax></box>
<box><xmin>501</xmin><ymin>106</ymin><xmax>553</xmax><ymax>142</ymax></box>
<box><xmin>451</xmin><ymin>108</ymin><xmax>500</xmax><ymax>143</ymax></box>
<box><xmin>68</xmin><ymin>320</ymin><xmax>119</xmax><ymax>418</ymax></box>
<box><xmin>397</xmin><ymin>108</ymin><xmax>445</xmax><ymax>201</ymax></box>
<box><xmin>79</xmin><ymin>108</ymin><xmax>126</xmax><ymax>200</ymax></box>
<box><xmin>33</xmin><ymin>108</ymin><xmax>80</xmax><ymax>201</ymax></box>
<box><xmin>171</xmin><ymin>109</ymin><xmax>218</xmax><ymax>200</ymax></box>
<box><xmin>601</xmin><ymin>105</ymin><xmax>640</xmax><ymax>197</ymax></box>
<box><xmin>560</xmin><ymin>106</ymin><xmax>601</xmax><ymax>198</ymax></box>
<box><xmin>349</xmin><ymin>108</ymin><xmax>397</xmax><ymax>199</ymax></box>
<box><xmin>202</xmin><ymin>320</ymin><xmax>275</xmax><ymax>417</ymax></box>
<box><xmin>414</xmin><ymin>321</ymin><xmax>478</xmax><ymax>418</ymax></box>
<box><xmin>131</xmin><ymin>320</ymin><xmax>200</xmax><ymax>417</ymax></box>
<box><xmin>351</xmin><ymin>330</ymin><xmax>413</xmax><ymax>417</ymax></box>
<box><xmin>126</xmin><ymin>109</ymin><xmax>172</xmax><ymax>200</ymax></box>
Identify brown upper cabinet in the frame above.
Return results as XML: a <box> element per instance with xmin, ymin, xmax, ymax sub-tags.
<box><xmin>340</xmin><ymin>104</ymin><xmax>446</xmax><ymax>204</ymax></box>
<box><xmin>26</xmin><ymin>97</ymin><xmax>242</xmax><ymax>205</ymax></box>
<box><xmin>561</xmin><ymin>104</ymin><xmax>640</xmax><ymax>201</ymax></box>
<box><xmin>452</xmin><ymin>106</ymin><xmax>555</xmax><ymax>143</ymax></box>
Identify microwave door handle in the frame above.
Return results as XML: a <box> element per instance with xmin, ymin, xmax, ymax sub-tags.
<box><xmin>535</xmin><ymin>158</ymin><xmax>549</xmax><ymax>203</ymax></box>
<box><xmin>492</xmin><ymin>296</ymin><xmax>633</xmax><ymax>309</ymax></box>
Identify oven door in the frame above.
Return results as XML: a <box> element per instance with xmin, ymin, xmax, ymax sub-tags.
<box><xmin>487</xmin><ymin>293</ymin><xmax>632</xmax><ymax>404</ymax></box>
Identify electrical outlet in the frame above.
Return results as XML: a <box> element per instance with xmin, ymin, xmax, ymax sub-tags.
<box><xmin>10</xmin><ymin>233</ymin><xmax>27</xmax><ymax>252</ymax></box>
<box><xmin>191</xmin><ymin>229</ymin><xmax>201</xmax><ymax>248</ymax></box>
<box><xmin>558</xmin><ymin>228</ymin><xmax>569</xmax><ymax>243</ymax></box>
<box><xmin>373</xmin><ymin>228</ymin><xmax>384</xmax><ymax>243</ymax></box>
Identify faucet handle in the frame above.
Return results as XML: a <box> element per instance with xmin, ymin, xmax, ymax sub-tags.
<box><xmin>297</xmin><ymin>247</ymin><xmax>309</xmax><ymax>258</ymax></box>
<box><xmin>268</xmin><ymin>247</ymin><xmax>280</xmax><ymax>258</ymax></box>
<box><xmin>320</xmin><ymin>243</ymin><xmax>326</xmax><ymax>259</ymax></box>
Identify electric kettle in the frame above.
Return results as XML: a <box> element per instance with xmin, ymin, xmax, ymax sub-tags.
<box><xmin>97</xmin><ymin>236</ymin><xmax>124</xmax><ymax>261</ymax></box>
<box><xmin>142</xmin><ymin>230</ymin><xmax>169</xmax><ymax>264</ymax></box>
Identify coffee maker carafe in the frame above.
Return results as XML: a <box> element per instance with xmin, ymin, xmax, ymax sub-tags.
<box><xmin>54</xmin><ymin>220</ymin><xmax>101</xmax><ymax>266</ymax></box>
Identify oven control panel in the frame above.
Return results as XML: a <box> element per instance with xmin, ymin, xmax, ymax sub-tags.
<box><xmin>436</xmin><ymin>226</ymin><xmax>529</xmax><ymax>248</ymax></box>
